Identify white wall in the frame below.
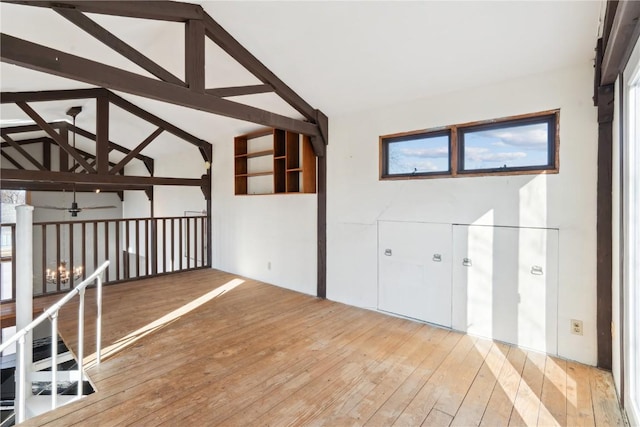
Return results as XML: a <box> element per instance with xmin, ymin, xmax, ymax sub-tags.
<box><xmin>123</xmin><ymin>150</ymin><xmax>207</xmax><ymax>219</ymax></box>
<box><xmin>326</xmin><ymin>62</ymin><xmax>598</xmax><ymax>365</ymax></box>
<box><xmin>211</xmin><ymin>136</ymin><xmax>317</xmax><ymax>295</ymax></box>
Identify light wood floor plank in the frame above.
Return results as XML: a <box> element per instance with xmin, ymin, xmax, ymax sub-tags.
<box><xmin>538</xmin><ymin>356</ymin><xmax>567</xmax><ymax>426</ymax></box>
<box><xmin>509</xmin><ymin>350</ymin><xmax>546</xmax><ymax>426</ymax></box>
<box><xmin>566</xmin><ymin>361</ymin><xmax>596</xmax><ymax>426</ymax></box>
<box><xmin>590</xmin><ymin>368</ymin><xmax>623</xmax><ymax>427</ymax></box>
<box><xmin>451</xmin><ymin>341</ymin><xmax>510</xmax><ymax>426</ymax></box>
<box><xmin>480</xmin><ymin>346</ymin><xmax>528</xmax><ymax>426</ymax></box>
<box><xmin>16</xmin><ymin>269</ymin><xmax>623</xmax><ymax>426</ymax></box>
<box><xmin>393</xmin><ymin>334</ymin><xmax>478</xmax><ymax>426</ymax></box>
<box><xmin>365</xmin><ymin>330</ymin><xmax>463</xmax><ymax>426</ymax></box>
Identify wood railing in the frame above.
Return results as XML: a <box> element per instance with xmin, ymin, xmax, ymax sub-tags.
<box><xmin>0</xmin><ymin>216</ymin><xmax>208</xmax><ymax>302</ymax></box>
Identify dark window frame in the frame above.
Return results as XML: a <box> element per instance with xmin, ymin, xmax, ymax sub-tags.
<box><xmin>457</xmin><ymin>112</ymin><xmax>559</xmax><ymax>174</ymax></box>
<box><xmin>379</xmin><ymin>128</ymin><xmax>452</xmax><ymax>179</ymax></box>
<box><xmin>379</xmin><ymin>109</ymin><xmax>560</xmax><ymax>180</ymax></box>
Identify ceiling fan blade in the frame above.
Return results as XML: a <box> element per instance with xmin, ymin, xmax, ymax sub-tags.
<box><xmin>80</xmin><ymin>205</ymin><xmax>118</xmax><ymax>210</ymax></box>
<box><xmin>32</xmin><ymin>205</ymin><xmax>68</xmax><ymax>210</ymax></box>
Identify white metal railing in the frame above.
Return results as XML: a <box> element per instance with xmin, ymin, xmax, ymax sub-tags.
<box><xmin>0</xmin><ymin>260</ymin><xmax>109</xmax><ymax>424</ymax></box>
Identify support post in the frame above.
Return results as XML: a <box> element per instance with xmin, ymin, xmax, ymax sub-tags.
<box><xmin>597</xmin><ymin>83</ymin><xmax>614</xmax><ymax>370</ymax></box>
<box><xmin>15</xmin><ymin>204</ymin><xmax>34</xmax><ymax>423</ymax></box>
<box><xmin>317</xmin><ymin>148</ymin><xmax>327</xmax><ymax>299</ymax></box>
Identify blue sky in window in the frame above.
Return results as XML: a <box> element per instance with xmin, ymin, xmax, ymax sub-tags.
<box><xmin>463</xmin><ymin>122</ymin><xmax>549</xmax><ymax>170</ymax></box>
<box><xmin>388</xmin><ymin>135</ymin><xmax>449</xmax><ymax>174</ymax></box>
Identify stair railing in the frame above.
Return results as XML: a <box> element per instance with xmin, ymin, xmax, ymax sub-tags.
<box><xmin>0</xmin><ymin>260</ymin><xmax>109</xmax><ymax>424</ymax></box>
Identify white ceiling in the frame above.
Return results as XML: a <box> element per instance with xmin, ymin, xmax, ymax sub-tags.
<box><xmin>0</xmin><ymin>1</ymin><xmax>603</xmax><ymax>162</ymax></box>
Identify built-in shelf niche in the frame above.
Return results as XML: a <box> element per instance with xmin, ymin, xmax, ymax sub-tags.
<box><xmin>234</xmin><ymin>128</ymin><xmax>316</xmax><ymax>195</ymax></box>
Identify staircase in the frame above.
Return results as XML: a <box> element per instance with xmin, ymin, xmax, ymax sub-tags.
<box><xmin>0</xmin><ymin>261</ymin><xmax>109</xmax><ymax>424</ymax></box>
<box><xmin>1</xmin><ymin>335</ymin><xmax>95</xmax><ymax>425</ymax></box>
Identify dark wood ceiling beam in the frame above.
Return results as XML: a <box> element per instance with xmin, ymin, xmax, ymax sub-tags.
<box><xmin>1</xmin><ymin>151</ymin><xmax>25</xmax><ymax>169</ymax></box>
<box><xmin>96</xmin><ymin>96</ymin><xmax>110</xmax><ymax>174</ymax></box>
<box><xmin>68</xmin><ymin>149</ymin><xmax>118</xmax><ymax>172</ymax></box>
<box><xmin>0</xmin><ymin>88</ymin><xmax>107</xmax><ymax>104</ymax></box>
<box><xmin>601</xmin><ymin>0</ymin><xmax>640</xmax><ymax>85</ymax></box>
<box><xmin>1</xmin><ymin>168</ymin><xmax>203</xmax><ymax>187</ymax></box>
<box><xmin>0</xmin><ymin>136</ymin><xmax>51</xmax><ymax>147</ymax></box>
<box><xmin>43</xmin><ymin>139</ymin><xmax>51</xmax><ymax>170</ymax></box>
<box><xmin>185</xmin><ymin>19</ymin><xmax>205</xmax><ymax>92</ymax></box>
<box><xmin>72</xmin><ymin>157</ymin><xmax>97</xmax><ymax>174</ymax></box>
<box><xmin>0</xmin><ymin>179</ymin><xmax>150</xmax><ymax>192</ymax></box>
<box><xmin>0</xmin><ymin>133</ymin><xmax>47</xmax><ymax>170</ymax></box>
<box><xmin>1</xmin><ymin>121</ymin><xmax>66</xmax><ymax>134</ymax></box>
<box><xmin>3</xmin><ymin>1</ymin><xmax>204</xmax><ymax>22</ymax></box>
<box><xmin>201</xmin><ymin>14</ymin><xmax>317</xmax><ymax>124</ymax></box>
<box><xmin>107</xmin><ymin>92</ymin><xmax>209</xmax><ymax>151</ymax></box>
<box><xmin>58</xmin><ymin>126</ymin><xmax>69</xmax><ymax>172</ymax></box>
<box><xmin>54</xmin><ymin>7</ymin><xmax>185</xmax><ymax>86</ymax></box>
<box><xmin>110</xmin><ymin>128</ymin><xmax>163</xmax><ymax>175</ymax></box>
<box><xmin>205</xmin><ymin>84</ymin><xmax>274</xmax><ymax>98</ymax></box>
<box><xmin>15</xmin><ymin>101</ymin><xmax>97</xmax><ymax>173</ymax></box>
<box><xmin>66</xmin><ymin>124</ymin><xmax>152</xmax><ymax>165</ymax></box>
<box><xmin>1</xmin><ymin>34</ymin><xmax>320</xmax><ymax>138</ymax></box>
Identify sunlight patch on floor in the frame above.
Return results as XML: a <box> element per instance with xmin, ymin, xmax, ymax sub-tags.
<box><xmin>85</xmin><ymin>278</ymin><xmax>245</xmax><ymax>367</ymax></box>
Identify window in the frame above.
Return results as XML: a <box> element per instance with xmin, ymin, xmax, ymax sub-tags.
<box><xmin>458</xmin><ymin>113</ymin><xmax>558</xmax><ymax>173</ymax></box>
<box><xmin>380</xmin><ymin>130</ymin><xmax>451</xmax><ymax>178</ymax></box>
<box><xmin>380</xmin><ymin>110</ymin><xmax>559</xmax><ymax>179</ymax></box>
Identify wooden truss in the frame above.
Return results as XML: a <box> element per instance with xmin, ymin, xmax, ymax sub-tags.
<box><xmin>1</xmin><ymin>88</ymin><xmax>210</xmax><ymax>198</ymax></box>
<box><xmin>0</xmin><ymin>1</ymin><xmax>329</xmax><ymax>297</ymax></box>
<box><xmin>0</xmin><ymin>0</ymin><xmax>329</xmax><ymax>155</ymax></box>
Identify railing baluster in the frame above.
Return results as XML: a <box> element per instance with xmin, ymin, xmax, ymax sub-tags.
<box><xmin>115</xmin><ymin>220</ymin><xmax>120</xmax><ymax>281</ymax></box>
<box><xmin>151</xmin><ymin>219</ymin><xmax>158</xmax><ymax>275</ymax></box>
<box><xmin>179</xmin><ymin>218</ymin><xmax>183</xmax><ymax>270</ymax></box>
<box><xmin>162</xmin><ymin>219</ymin><xmax>167</xmax><ymax>273</ymax></box>
<box><xmin>171</xmin><ymin>218</ymin><xmax>175</xmax><ymax>272</ymax></box>
<box><xmin>41</xmin><ymin>224</ymin><xmax>47</xmax><ymax>294</ymax></box>
<box><xmin>194</xmin><ymin>218</ymin><xmax>198</xmax><ymax>268</ymax></box>
<box><xmin>201</xmin><ymin>217</ymin><xmax>205</xmax><ymax>267</ymax></box>
<box><xmin>93</xmin><ymin>222</ymin><xmax>98</xmax><ymax>273</ymax></box>
<box><xmin>135</xmin><ymin>220</ymin><xmax>140</xmax><ymax>278</ymax></box>
<box><xmin>96</xmin><ymin>276</ymin><xmax>102</xmax><ymax>365</ymax></box>
<box><xmin>144</xmin><ymin>219</ymin><xmax>149</xmax><ymax>276</ymax></box>
<box><xmin>82</xmin><ymin>222</ymin><xmax>86</xmax><ymax>281</ymax></box>
<box><xmin>77</xmin><ymin>287</ymin><xmax>85</xmax><ymax>397</ymax></box>
<box><xmin>186</xmin><ymin>218</ymin><xmax>191</xmax><ymax>269</ymax></box>
<box><xmin>56</xmin><ymin>223</ymin><xmax>61</xmax><ymax>292</ymax></box>
<box><xmin>51</xmin><ymin>312</ymin><xmax>58</xmax><ymax>409</ymax></box>
<box><xmin>125</xmin><ymin>220</ymin><xmax>130</xmax><ymax>279</ymax></box>
<box><xmin>11</xmin><ymin>225</ymin><xmax>16</xmax><ymax>300</ymax></box>
<box><xmin>17</xmin><ymin>335</ymin><xmax>26</xmax><ymax>424</ymax></box>
<box><xmin>69</xmin><ymin>223</ymin><xmax>74</xmax><ymax>288</ymax></box>
<box><xmin>105</xmin><ymin>221</ymin><xmax>110</xmax><ymax>282</ymax></box>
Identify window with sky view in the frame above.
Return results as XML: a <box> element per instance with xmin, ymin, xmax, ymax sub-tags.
<box><xmin>461</xmin><ymin>121</ymin><xmax>550</xmax><ymax>171</ymax></box>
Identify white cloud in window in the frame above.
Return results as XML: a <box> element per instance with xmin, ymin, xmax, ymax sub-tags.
<box><xmin>483</xmin><ymin>125</ymin><xmax>547</xmax><ymax>149</ymax></box>
<box><xmin>466</xmin><ymin>147</ymin><xmax>527</xmax><ymax>163</ymax></box>
<box><xmin>399</xmin><ymin>147</ymin><xmax>449</xmax><ymax>158</ymax></box>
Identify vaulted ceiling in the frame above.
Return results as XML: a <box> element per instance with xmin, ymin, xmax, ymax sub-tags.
<box><xmin>0</xmin><ymin>1</ymin><xmax>603</xmax><ymax>159</ymax></box>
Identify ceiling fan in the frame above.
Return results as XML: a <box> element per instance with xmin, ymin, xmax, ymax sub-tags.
<box><xmin>34</xmin><ymin>106</ymin><xmax>116</xmax><ymax>217</ymax></box>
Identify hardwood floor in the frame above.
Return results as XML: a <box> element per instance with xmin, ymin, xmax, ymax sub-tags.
<box><xmin>17</xmin><ymin>269</ymin><xmax>623</xmax><ymax>426</ymax></box>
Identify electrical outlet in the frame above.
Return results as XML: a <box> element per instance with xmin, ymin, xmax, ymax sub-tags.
<box><xmin>267</xmin><ymin>261</ymin><xmax>271</xmax><ymax>270</ymax></box>
<box><xmin>571</xmin><ymin>319</ymin><xmax>583</xmax><ymax>335</ymax></box>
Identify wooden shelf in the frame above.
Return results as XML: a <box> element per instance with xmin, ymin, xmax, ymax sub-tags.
<box><xmin>235</xmin><ymin>149</ymin><xmax>274</xmax><ymax>159</ymax></box>
<box><xmin>236</xmin><ymin>171</ymin><xmax>274</xmax><ymax>177</ymax></box>
<box><xmin>234</xmin><ymin>128</ymin><xmax>317</xmax><ymax>195</ymax></box>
